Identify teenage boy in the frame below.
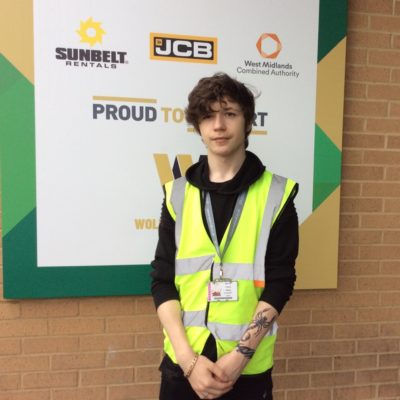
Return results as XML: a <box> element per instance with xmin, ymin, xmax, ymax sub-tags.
<box><xmin>151</xmin><ymin>73</ymin><xmax>299</xmax><ymax>400</ymax></box>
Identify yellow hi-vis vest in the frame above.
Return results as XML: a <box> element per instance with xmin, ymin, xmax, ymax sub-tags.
<box><xmin>164</xmin><ymin>170</ymin><xmax>296</xmax><ymax>374</ymax></box>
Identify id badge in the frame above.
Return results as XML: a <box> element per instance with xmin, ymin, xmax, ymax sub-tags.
<box><xmin>208</xmin><ymin>280</ymin><xmax>238</xmax><ymax>302</ymax></box>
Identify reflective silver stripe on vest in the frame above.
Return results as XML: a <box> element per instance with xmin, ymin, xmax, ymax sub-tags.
<box><xmin>176</xmin><ymin>258</ymin><xmax>254</xmax><ymax>280</ymax></box>
<box><xmin>182</xmin><ymin>310</ymin><xmax>206</xmax><ymax>327</ymax></box>
<box><xmin>253</xmin><ymin>174</ymin><xmax>287</xmax><ymax>283</ymax></box>
<box><xmin>182</xmin><ymin>310</ymin><xmax>278</xmax><ymax>340</ymax></box>
<box><xmin>170</xmin><ymin>176</ymin><xmax>187</xmax><ymax>247</ymax></box>
<box><xmin>212</xmin><ymin>262</ymin><xmax>253</xmax><ymax>281</ymax></box>
<box><xmin>176</xmin><ymin>255</ymin><xmax>214</xmax><ymax>275</ymax></box>
<box><xmin>208</xmin><ymin>320</ymin><xmax>278</xmax><ymax>341</ymax></box>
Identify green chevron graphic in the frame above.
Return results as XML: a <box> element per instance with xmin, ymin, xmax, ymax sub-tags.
<box><xmin>313</xmin><ymin>124</ymin><xmax>342</xmax><ymax>211</ymax></box>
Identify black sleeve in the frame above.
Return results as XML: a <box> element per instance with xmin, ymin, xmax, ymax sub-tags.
<box><xmin>259</xmin><ymin>189</ymin><xmax>299</xmax><ymax>314</ymax></box>
<box><xmin>150</xmin><ymin>199</ymin><xmax>180</xmax><ymax>309</ymax></box>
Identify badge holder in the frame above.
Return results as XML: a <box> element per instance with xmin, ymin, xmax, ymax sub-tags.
<box><xmin>208</xmin><ymin>265</ymin><xmax>238</xmax><ymax>302</ymax></box>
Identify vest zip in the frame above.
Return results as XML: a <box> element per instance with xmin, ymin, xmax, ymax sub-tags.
<box><xmin>204</xmin><ymin>261</ymin><xmax>213</xmax><ymax>327</ymax></box>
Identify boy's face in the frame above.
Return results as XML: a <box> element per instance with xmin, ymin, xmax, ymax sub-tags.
<box><xmin>198</xmin><ymin>97</ymin><xmax>247</xmax><ymax>159</ymax></box>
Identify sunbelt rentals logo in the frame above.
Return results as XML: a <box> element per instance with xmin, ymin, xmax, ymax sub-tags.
<box><xmin>55</xmin><ymin>17</ymin><xmax>128</xmax><ymax>69</ymax></box>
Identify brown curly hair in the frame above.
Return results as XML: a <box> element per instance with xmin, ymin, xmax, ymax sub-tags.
<box><xmin>185</xmin><ymin>73</ymin><xmax>255</xmax><ymax>147</ymax></box>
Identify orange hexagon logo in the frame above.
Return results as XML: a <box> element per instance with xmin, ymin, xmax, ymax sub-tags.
<box><xmin>256</xmin><ymin>33</ymin><xmax>282</xmax><ymax>59</ymax></box>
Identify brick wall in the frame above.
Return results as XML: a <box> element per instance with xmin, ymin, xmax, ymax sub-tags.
<box><xmin>1</xmin><ymin>1</ymin><xmax>400</xmax><ymax>399</ymax></box>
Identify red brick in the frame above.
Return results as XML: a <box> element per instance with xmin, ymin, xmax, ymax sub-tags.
<box><xmin>358</xmin><ymin>338</ymin><xmax>400</xmax><ymax>353</ymax></box>
<box><xmin>49</xmin><ymin>318</ymin><xmax>104</xmax><ymax>336</ymax></box>
<box><xmin>273</xmin><ymin>373</ymin><xmax>309</xmax><ymax>390</ymax></box>
<box><xmin>0</xmin><ymin>338</ymin><xmax>21</xmax><ymax>355</ymax></box>
<box><xmin>334</xmin><ymin>385</ymin><xmax>377</xmax><ymax>400</ymax></box>
<box><xmin>378</xmin><ymin>383</ymin><xmax>400</xmax><ymax>397</ymax></box>
<box><xmin>287</xmin><ymin>326</ymin><xmax>333</xmax><ymax>341</ymax></box>
<box><xmin>343</xmin><ymin>133</ymin><xmax>385</xmax><ymax>149</ymax></box>
<box><xmin>80</xmin><ymin>334</ymin><xmax>134</xmax><ymax>351</ymax></box>
<box><xmin>0</xmin><ymin>320</ymin><xmax>48</xmax><ymax>338</ymax></box>
<box><xmin>380</xmin><ymin>292</ymin><xmax>400</xmax><ymax>306</ymax></box>
<box><xmin>341</xmin><ymin>198</ymin><xmax>383</xmax><ymax>213</ymax></box>
<box><xmin>339</xmin><ymin>245</ymin><xmax>360</xmax><ymax>260</ymax></box>
<box><xmin>0</xmin><ymin>374</ymin><xmax>20</xmax><ymax>390</ymax></box>
<box><xmin>0</xmin><ymin>390</ymin><xmax>50</xmax><ymax>400</ymax></box>
<box><xmin>381</xmin><ymin>322</ymin><xmax>400</xmax><ymax>336</ymax></box>
<box><xmin>106</xmin><ymin>315</ymin><xmax>160</xmax><ymax>334</ymax></box>
<box><xmin>348</xmin><ymin>31</ymin><xmax>392</xmax><ymax>48</ymax></box>
<box><xmin>340</xmin><ymin>230</ymin><xmax>382</xmax><ymax>245</ymax></box>
<box><xmin>338</xmin><ymin>261</ymin><xmax>380</xmax><ymax>275</ymax></box>
<box><xmin>345</xmin><ymin>99</ymin><xmax>388</xmax><ymax>116</ymax></box>
<box><xmin>277</xmin><ymin>310</ymin><xmax>311</xmax><ymax>325</ymax></box>
<box><xmin>51</xmin><ymin>353</ymin><xmax>104</xmax><ymax>371</ymax></box>
<box><xmin>358</xmin><ymin>307</ymin><xmax>400</xmax><ymax>322</ymax></box>
<box><xmin>274</xmin><ymin>341</ymin><xmax>310</xmax><ymax>358</ymax></box>
<box><xmin>359</xmin><ymin>276</ymin><xmax>400</xmax><ymax>290</ymax></box>
<box><xmin>105</xmin><ymin>349</ymin><xmax>160</xmax><ymax>368</ymax></box>
<box><xmin>342</xmin><ymin>165</ymin><xmax>385</xmax><ymax>180</ymax></box>
<box><xmin>357</xmin><ymin>368</ymin><xmax>399</xmax><ymax>384</ymax></box>
<box><xmin>385</xmin><ymin>166</ymin><xmax>400</xmax><ymax>179</ymax></box>
<box><xmin>383</xmin><ymin>231</ymin><xmax>400</xmax><ymax>244</ymax></box>
<box><xmin>361</xmin><ymin>214</ymin><xmax>400</xmax><ymax>228</ymax></box>
<box><xmin>387</xmin><ymin>135</ymin><xmax>400</xmax><ymax>148</ymax></box>
<box><xmin>368</xmin><ymin>83</ymin><xmax>400</xmax><ymax>100</ymax></box>
<box><xmin>108</xmin><ymin>383</ymin><xmax>160</xmax><ymax>400</ymax></box>
<box><xmin>136</xmin><ymin>332</ymin><xmax>163</xmax><ymax>349</ymax></box>
<box><xmin>135</xmin><ymin>296</ymin><xmax>156</xmax><ymax>314</ymax></box>
<box><xmin>384</xmin><ymin>198</ymin><xmax>400</xmax><ymax>211</ymax></box>
<box><xmin>341</xmin><ymin>182</ymin><xmax>361</xmax><ymax>196</ymax></box>
<box><xmin>348</xmin><ymin>12</ymin><xmax>369</xmax><ymax>30</ymax></box>
<box><xmin>396</xmin><ymin>0</ymin><xmax>400</xmax><ymax>15</ymax></box>
<box><xmin>360</xmin><ymin>245</ymin><xmax>400</xmax><ymax>259</ymax></box>
<box><xmin>337</xmin><ymin>276</ymin><xmax>358</xmax><ymax>290</ymax></box>
<box><xmin>334</xmin><ymin>355</ymin><xmax>378</xmax><ymax>370</ymax></box>
<box><xmin>312</xmin><ymin>307</ymin><xmax>357</xmax><ymax>324</ymax></box>
<box><xmin>381</xmin><ymin>260</ymin><xmax>400</xmax><ymax>274</ymax></box>
<box><xmin>345</xmin><ymin>81</ymin><xmax>367</xmax><ymax>98</ymax></box>
<box><xmin>23</xmin><ymin>337</ymin><xmax>79</xmax><ymax>354</ymax></box>
<box><xmin>342</xmin><ymin>148</ymin><xmax>364</xmax><ymax>164</ymax></box>
<box><xmin>391</xmin><ymin>68</ymin><xmax>400</xmax><ymax>82</ymax></box>
<box><xmin>370</xmin><ymin>15</ymin><xmax>400</xmax><ymax>31</ymax></box>
<box><xmin>369</xmin><ymin>49</ymin><xmax>400</xmax><ymax>66</ymax></box>
<box><xmin>288</xmin><ymin>357</ymin><xmax>332</xmax><ymax>373</ymax></box>
<box><xmin>366</xmin><ymin>0</ymin><xmax>394</xmax><ymax>14</ymax></box>
<box><xmin>22</xmin><ymin>372</ymin><xmax>78</xmax><ymax>389</ymax></box>
<box><xmin>135</xmin><ymin>366</ymin><xmax>161</xmax><ymax>383</ymax></box>
<box><xmin>343</xmin><ymin>116</ymin><xmax>366</xmax><ymax>131</ymax></box>
<box><xmin>340</xmin><ymin>214</ymin><xmax>360</xmax><ymax>229</ymax></box>
<box><xmin>389</xmin><ymin>102</ymin><xmax>400</xmax><ymax>117</ymax></box>
<box><xmin>52</xmin><ymin>387</ymin><xmax>106</xmax><ymax>400</ymax></box>
<box><xmin>347</xmin><ymin>65</ymin><xmax>391</xmax><ymax>83</ymax></box>
<box><xmin>311</xmin><ymin>371</ymin><xmax>355</xmax><ymax>387</ymax></box>
<box><xmin>347</xmin><ymin>48</ymin><xmax>368</xmax><ymax>65</ymax></box>
<box><xmin>0</xmin><ymin>355</ymin><xmax>49</xmax><ymax>373</ymax></box>
<box><xmin>379</xmin><ymin>353</ymin><xmax>400</xmax><ymax>367</ymax></box>
<box><xmin>21</xmin><ymin>300</ymin><xmax>78</xmax><ymax>318</ymax></box>
<box><xmin>0</xmin><ymin>301</ymin><xmax>20</xmax><ymax>319</ymax></box>
<box><xmin>367</xmin><ymin>118</ymin><xmax>400</xmax><ymax>133</ymax></box>
<box><xmin>79</xmin><ymin>297</ymin><xmax>135</xmax><ymax>316</ymax></box>
<box><xmin>335</xmin><ymin>323</ymin><xmax>379</xmax><ymax>339</ymax></box>
<box><xmin>311</xmin><ymin>341</ymin><xmax>356</xmax><ymax>356</ymax></box>
<box><xmin>286</xmin><ymin>388</ymin><xmax>331</xmax><ymax>400</ymax></box>
<box><xmin>80</xmin><ymin>368</ymin><xmax>133</xmax><ymax>386</ymax></box>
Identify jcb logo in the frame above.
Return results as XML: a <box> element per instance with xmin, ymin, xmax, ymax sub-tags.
<box><xmin>150</xmin><ymin>33</ymin><xmax>217</xmax><ymax>64</ymax></box>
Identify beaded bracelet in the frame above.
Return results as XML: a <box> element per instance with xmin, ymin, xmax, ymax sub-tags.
<box><xmin>184</xmin><ymin>353</ymin><xmax>199</xmax><ymax>378</ymax></box>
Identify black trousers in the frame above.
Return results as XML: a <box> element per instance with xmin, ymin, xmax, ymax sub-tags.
<box><xmin>159</xmin><ymin>369</ymin><xmax>273</xmax><ymax>400</ymax></box>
